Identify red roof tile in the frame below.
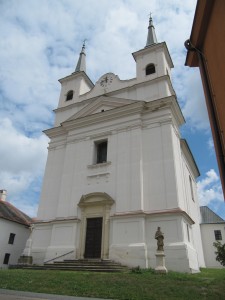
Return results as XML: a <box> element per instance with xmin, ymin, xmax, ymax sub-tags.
<box><xmin>0</xmin><ymin>200</ymin><xmax>32</xmax><ymax>226</ymax></box>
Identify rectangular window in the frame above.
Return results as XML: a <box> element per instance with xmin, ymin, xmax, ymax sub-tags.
<box><xmin>95</xmin><ymin>140</ymin><xmax>107</xmax><ymax>164</ymax></box>
<box><xmin>189</xmin><ymin>175</ymin><xmax>194</xmax><ymax>201</ymax></box>
<box><xmin>186</xmin><ymin>224</ymin><xmax>190</xmax><ymax>242</ymax></box>
<box><xmin>8</xmin><ymin>233</ymin><xmax>16</xmax><ymax>244</ymax></box>
<box><xmin>3</xmin><ymin>253</ymin><xmax>10</xmax><ymax>265</ymax></box>
<box><xmin>214</xmin><ymin>230</ymin><xmax>222</xmax><ymax>240</ymax></box>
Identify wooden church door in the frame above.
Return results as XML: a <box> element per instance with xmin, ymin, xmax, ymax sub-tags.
<box><xmin>84</xmin><ymin>217</ymin><xmax>103</xmax><ymax>258</ymax></box>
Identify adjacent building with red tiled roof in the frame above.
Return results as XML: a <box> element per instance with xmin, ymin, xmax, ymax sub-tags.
<box><xmin>0</xmin><ymin>190</ymin><xmax>32</xmax><ymax>268</ymax></box>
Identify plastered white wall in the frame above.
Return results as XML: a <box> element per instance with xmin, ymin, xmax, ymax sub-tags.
<box><xmin>0</xmin><ymin>219</ymin><xmax>30</xmax><ymax>268</ymax></box>
<box><xmin>201</xmin><ymin>223</ymin><xmax>225</xmax><ymax>268</ymax></box>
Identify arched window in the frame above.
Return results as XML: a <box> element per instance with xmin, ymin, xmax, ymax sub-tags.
<box><xmin>66</xmin><ymin>90</ymin><xmax>73</xmax><ymax>101</ymax></box>
<box><xmin>146</xmin><ymin>64</ymin><xmax>156</xmax><ymax>75</ymax></box>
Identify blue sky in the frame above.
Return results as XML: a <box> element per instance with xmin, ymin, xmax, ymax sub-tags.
<box><xmin>0</xmin><ymin>0</ymin><xmax>224</xmax><ymax>218</ymax></box>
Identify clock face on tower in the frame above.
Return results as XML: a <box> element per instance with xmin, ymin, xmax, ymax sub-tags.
<box><xmin>100</xmin><ymin>75</ymin><xmax>113</xmax><ymax>87</ymax></box>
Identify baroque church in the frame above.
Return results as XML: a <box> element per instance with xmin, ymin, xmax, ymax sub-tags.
<box><xmin>23</xmin><ymin>17</ymin><xmax>206</xmax><ymax>273</ymax></box>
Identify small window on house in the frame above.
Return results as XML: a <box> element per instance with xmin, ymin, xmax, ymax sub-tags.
<box><xmin>3</xmin><ymin>253</ymin><xmax>10</xmax><ymax>265</ymax></box>
<box><xmin>8</xmin><ymin>233</ymin><xmax>15</xmax><ymax>245</ymax></box>
<box><xmin>214</xmin><ymin>230</ymin><xmax>222</xmax><ymax>240</ymax></box>
<box><xmin>66</xmin><ymin>90</ymin><xmax>73</xmax><ymax>101</ymax></box>
<box><xmin>189</xmin><ymin>175</ymin><xmax>194</xmax><ymax>201</ymax></box>
<box><xmin>146</xmin><ymin>64</ymin><xmax>155</xmax><ymax>75</ymax></box>
<box><xmin>95</xmin><ymin>140</ymin><xmax>107</xmax><ymax>164</ymax></box>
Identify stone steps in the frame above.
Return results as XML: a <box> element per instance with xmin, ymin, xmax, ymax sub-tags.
<box><xmin>11</xmin><ymin>259</ymin><xmax>128</xmax><ymax>273</ymax></box>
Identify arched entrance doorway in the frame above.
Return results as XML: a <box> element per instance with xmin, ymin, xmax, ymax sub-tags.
<box><xmin>78</xmin><ymin>192</ymin><xmax>114</xmax><ymax>259</ymax></box>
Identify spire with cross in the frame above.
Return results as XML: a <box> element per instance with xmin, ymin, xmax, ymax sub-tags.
<box><xmin>74</xmin><ymin>39</ymin><xmax>87</xmax><ymax>73</ymax></box>
<box><xmin>145</xmin><ymin>13</ymin><xmax>157</xmax><ymax>47</ymax></box>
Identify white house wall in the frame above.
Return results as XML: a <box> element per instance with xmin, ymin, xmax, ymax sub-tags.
<box><xmin>201</xmin><ymin>223</ymin><xmax>225</xmax><ymax>268</ymax></box>
<box><xmin>0</xmin><ymin>219</ymin><xmax>30</xmax><ymax>268</ymax></box>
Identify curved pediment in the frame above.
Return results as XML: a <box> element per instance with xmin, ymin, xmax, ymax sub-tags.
<box><xmin>78</xmin><ymin>192</ymin><xmax>115</xmax><ymax>207</ymax></box>
<box><xmin>96</xmin><ymin>73</ymin><xmax>120</xmax><ymax>88</ymax></box>
<box><xmin>79</xmin><ymin>72</ymin><xmax>135</xmax><ymax>99</ymax></box>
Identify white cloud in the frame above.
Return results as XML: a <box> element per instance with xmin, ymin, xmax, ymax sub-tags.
<box><xmin>12</xmin><ymin>199</ymin><xmax>39</xmax><ymax>219</ymax></box>
<box><xmin>0</xmin><ymin>118</ymin><xmax>48</xmax><ymax>216</ymax></box>
<box><xmin>0</xmin><ymin>118</ymin><xmax>48</xmax><ymax>174</ymax></box>
<box><xmin>197</xmin><ymin>169</ymin><xmax>224</xmax><ymax>206</ymax></box>
<box><xmin>207</xmin><ymin>137</ymin><xmax>215</xmax><ymax>152</ymax></box>
<box><xmin>181</xmin><ymin>69</ymin><xmax>210</xmax><ymax>130</ymax></box>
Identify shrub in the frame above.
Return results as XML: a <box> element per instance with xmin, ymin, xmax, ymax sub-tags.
<box><xmin>213</xmin><ymin>241</ymin><xmax>225</xmax><ymax>266</ymax></box>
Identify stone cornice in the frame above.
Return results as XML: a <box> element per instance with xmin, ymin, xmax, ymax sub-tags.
<box><xmin>132</xmin><ymin>42</ymin><xmax>174</xmax><ymax>68</ymax></box>
<box><xmin>181</xmin><ymin>139</ymin><xmax>200</xmax><ymax>178</ymax></box>
<box><xmin>143</xmin><ymin>96</ymin><xmax>185</xmax><ymax>127</ymax></box>
<box><xmin>62</xmin><ymin>101</ymin><xmax>145</xmax><ymax>131</ymax></box>
<box><xmin>66</xmin><ymin>96</ymin><xmax>138</xmax><ymax>121</ymax></box>
<box><xmin>78</xmin><ymin>192</ymin><xmax>115</xmax><ymax>207</ymax></box>
<box><xmin>33</xmin><ymin>217</ymin><xmax>80</xmax><ymax>225</ymax></box>
<box><xmin>111</xmin><ymin>208</ymin><xmax>195</xmax><ymax>224</ymax></box>
<box><xmin>43</xmin><ymin>125</ymin><xmax>67</xmax><ymax>139</ymax></box>
<box><xmin>44</xmin><ymin>96</ymin><xmax>184</xmax><ymax>139</ymax></box>
<box><xmin>58</xmin><ymin>71</ymin><xmax>94</xmax><ymax>88</ymax></box>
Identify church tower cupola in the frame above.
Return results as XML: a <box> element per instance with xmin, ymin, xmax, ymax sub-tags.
<box><xmin>74</xmin><ymin>41</ymin><xmax>86</xmax><ymax>73</ymax></box>
<box><xmin>145</xmin><ymin>14</ymin><xmax>157</xmax><ymax>47</ymax></box>
<box><xmin>56</xmin><ymin>41</ymin><xmax>94</xmax><ymax>110</ymax></box>
<box><xmin>132</xmin><ymin>15</ymin><xmax>173</xmax><ymax>83</ymax></box>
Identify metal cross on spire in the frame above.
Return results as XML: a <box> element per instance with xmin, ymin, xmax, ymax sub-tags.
<box><xmin>82</xmin><ymin>39</ymin><xmax>87</xmax><ymax>52</ymax></box>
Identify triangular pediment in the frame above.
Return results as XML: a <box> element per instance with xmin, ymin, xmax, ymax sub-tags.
<box><xmin>65</xmin><ymin>96</ymin><xmax>138</xmax><ymax>122</ymax></box>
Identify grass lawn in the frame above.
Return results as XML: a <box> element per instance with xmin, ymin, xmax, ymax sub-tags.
<box><xmin>0</xmin><ymin>268</ymin><xmax>224</xmax><ymax>300</ymax></box>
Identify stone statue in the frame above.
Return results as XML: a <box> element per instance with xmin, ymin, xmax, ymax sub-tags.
<box><xmin>155</xmin><ymin>227</ymin><xmax>164</xmax><ymax>251</ymax></box>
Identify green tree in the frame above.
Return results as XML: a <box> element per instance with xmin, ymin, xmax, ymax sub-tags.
<box><xmin>213</xmin><ymin>241</ymin><xmax>225</xmax><ymax>266</ymax></box>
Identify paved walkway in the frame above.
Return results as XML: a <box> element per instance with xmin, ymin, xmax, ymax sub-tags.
<box><xmin>0</xmin><ymin>289</ymin><xmax>110</xmax><ymax>300</ymax></box>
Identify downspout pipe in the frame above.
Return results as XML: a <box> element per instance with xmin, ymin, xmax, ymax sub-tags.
<box><xmin>185</xmin><ymin>39</ymin><xmax>225</xmax><ymax>197</ymax></box>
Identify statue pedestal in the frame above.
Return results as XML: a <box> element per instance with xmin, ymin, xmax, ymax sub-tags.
<box><xmin>155</xmin><ymin>251</ymin><xmax>168</xmax><ymax>274</ymax></box>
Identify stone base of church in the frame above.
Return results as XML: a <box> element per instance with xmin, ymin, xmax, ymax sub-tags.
<box><xmin>162</xmin><ymin>243</ymin><xmax>200</xmax><ymax>273</ymax></box>
<box><xmin>18</xmin><ymin>255</ymin><xmax>33</xmax><ymax>265</ymax></box>
<box><xmin>109</xmin><ymin>243</ymin><xmax>148</xmax><ymax>269</ymax></box>
<box><xmin>109</xmin><ymin>242</ymin><xmax>200</xmax><ymax>273</ymax></box>
<box><xmin>28</xmin><ymin>214</ymin><xmax>203</xmax><ymax>273</ymax></box>
<box><xmin>29</xmin><ymin>240</ymin><xmax>200</xmax><ymax>273</ymax></box>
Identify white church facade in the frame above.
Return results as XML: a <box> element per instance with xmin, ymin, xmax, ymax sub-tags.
<box><xmin>26</xmin><ymin>17</ymin><xmax>205</xmax><ymax>273</ymax></box>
